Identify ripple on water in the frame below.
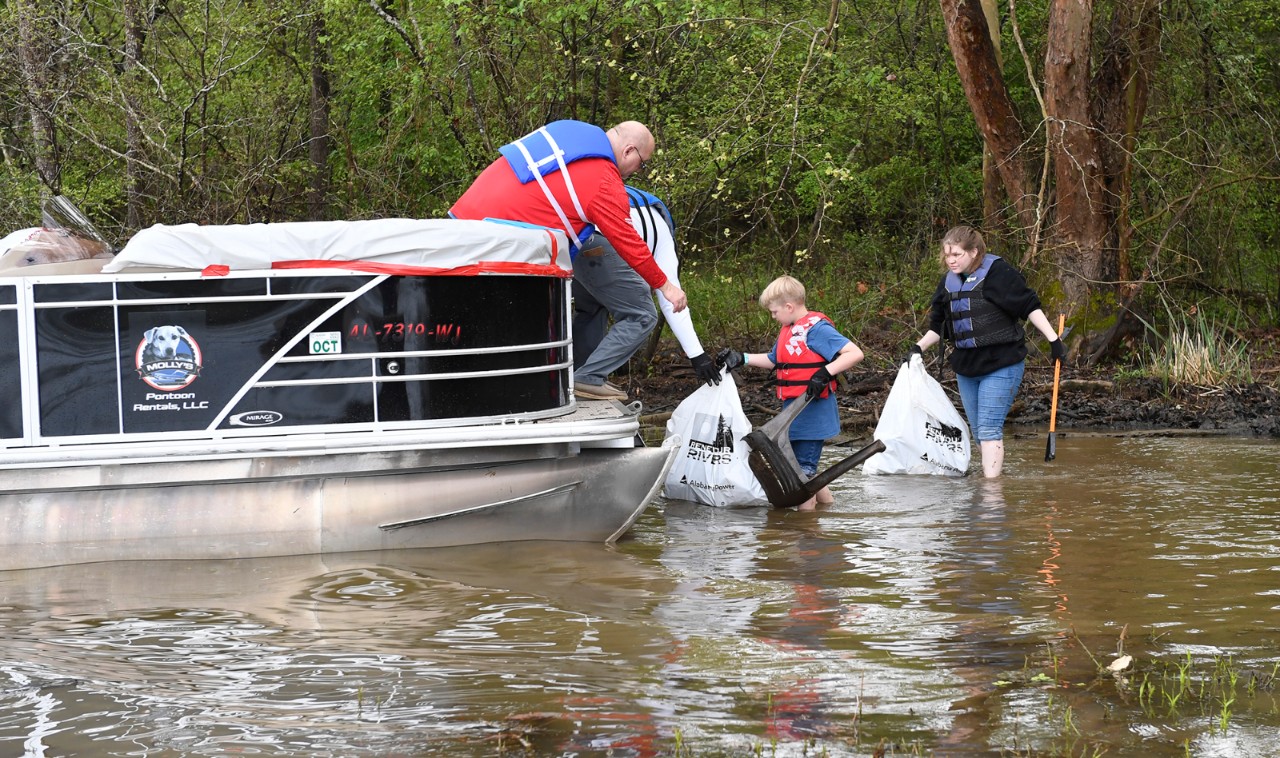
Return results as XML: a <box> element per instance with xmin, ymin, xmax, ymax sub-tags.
<box><xmin>0</xmin><ymin>435</ymin><xmax>1277</xmax><ymax>756</ymax></box>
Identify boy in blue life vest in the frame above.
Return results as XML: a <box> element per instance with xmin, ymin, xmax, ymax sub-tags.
<box><xmin>717</xmin><ymin>276</ymin><xmax>865</xmax><ymax>509</ymax></box>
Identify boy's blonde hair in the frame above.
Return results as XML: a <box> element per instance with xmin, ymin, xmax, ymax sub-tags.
<box><xmin>759</xmin><ymin>275</ymin><xmax>806</xmax><ymax>308</ymax></box>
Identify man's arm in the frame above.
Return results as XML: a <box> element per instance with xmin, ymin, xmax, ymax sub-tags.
<box><xmin>646</xmin><ymin>211</ymin><xmax>704</xmax><ymax>356</ymax></box>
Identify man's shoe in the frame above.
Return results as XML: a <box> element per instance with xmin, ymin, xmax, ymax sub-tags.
<box><xmin>574</xmin><ymin>381</ymin><xmax>627</xmax><ymax>400</ymax></box>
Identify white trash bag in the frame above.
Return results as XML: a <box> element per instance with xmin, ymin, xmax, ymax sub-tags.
<box><xmin>862</xmin><ymin>355</ymin><xmax>970</xmax><ymax>476</ymax></box>
<box><xmin>662</xmin><ymin>372</ymin><xmax>769</xmax><ymax>507</ymax></box>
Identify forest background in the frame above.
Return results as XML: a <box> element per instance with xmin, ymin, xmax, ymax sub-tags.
<box><xmin>1</xmin><ymin>0</ymin><xmax>1277</xmax><ymax>385</ymax></box>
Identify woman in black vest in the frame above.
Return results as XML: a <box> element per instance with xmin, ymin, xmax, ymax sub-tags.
<box><xmin>906</xmin><ymin>226</ymin><xmax>1066</xmax><ymax>478</ymax></box>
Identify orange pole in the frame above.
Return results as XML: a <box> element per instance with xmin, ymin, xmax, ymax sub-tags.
<box><xmin>1048</xmin><ymin>314</ymin><xmax>1065</xmax><ymax>433</ymax></box>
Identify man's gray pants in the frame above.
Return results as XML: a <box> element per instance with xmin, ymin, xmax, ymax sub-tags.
<box><xmin>572</xmin><ymin>236</ymin><xmax>658</xmax><ymax>386</ymax></box>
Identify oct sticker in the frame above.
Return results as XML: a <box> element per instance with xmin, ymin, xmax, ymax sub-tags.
<box><xmin>309</xmin><ymin>331</ymin><xmax>342</xmax><ymax>355</ymax></box>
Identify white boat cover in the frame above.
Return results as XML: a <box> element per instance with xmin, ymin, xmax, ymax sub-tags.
<box><xmin>104</xmin><ymin>218</ymin><xmax>572</xmax><ymax>277</ymax></box>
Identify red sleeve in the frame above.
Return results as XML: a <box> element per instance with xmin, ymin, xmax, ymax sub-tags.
<box><xmin>586</xmin><ymin>174</ymin><xmax>668</xmax><ymax>289</ymax></box>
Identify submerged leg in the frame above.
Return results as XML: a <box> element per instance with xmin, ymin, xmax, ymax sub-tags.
<box><xmin>959</xmin><ymin>362</ymin><xmax>1024</xmax><ymax>479</ymax></box>
<box><xmin>979</xmin><ymin>439</ymin><xmax>1004</xmax><ymax>478</ymax></box>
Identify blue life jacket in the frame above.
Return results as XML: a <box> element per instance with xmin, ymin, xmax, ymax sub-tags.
<box><xmin>624</xmin><ymin>186</ymin><xmax>674</xmax><ymax>230</ymax></box>
<box><xmin>499</xmin><ymin>121</ymin><xmax>616</xmax><ymax>250</ymax></box>
<box><xmin>624</xmin><ymin>185</ymin><xmax>675</xmax><ymax>250</ymax></box>
<box><xmin>944</xmin><ymin>254</ymin><xmax>1025</xmax><ymax>349</ymax></box>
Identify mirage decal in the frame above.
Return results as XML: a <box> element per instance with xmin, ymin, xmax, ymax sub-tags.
<box><xmin>230</xmin><ymin>411</ymin><xmax>284</xmax><ymax>427</ymax></box>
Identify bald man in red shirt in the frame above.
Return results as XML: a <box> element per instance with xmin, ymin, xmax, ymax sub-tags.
<box><xmin>451</xmin><ymin>120</ymin><xmax>687</xmax><ymax>400</ymax></box>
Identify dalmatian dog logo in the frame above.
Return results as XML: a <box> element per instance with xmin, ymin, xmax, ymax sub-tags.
<box><xmin>136</xmin><ymin>325</ymin><xmax>203</xmax><ymax>390</ymax></box>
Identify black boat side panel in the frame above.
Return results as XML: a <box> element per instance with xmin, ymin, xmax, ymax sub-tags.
<box><xmin>27</xmin><ymin>274</ymin><xmax>568</xmax><ymax>439</ymax></box>
<box><xmin>0</xmin><ymin>305</ymin><xmax>21</xmax><ymax>440</ymax></box>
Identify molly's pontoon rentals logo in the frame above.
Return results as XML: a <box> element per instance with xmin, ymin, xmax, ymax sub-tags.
<box><xmin>135</xmin><ymin>325</ymin><xmax>203</xmax><ymax>391</ymax></box>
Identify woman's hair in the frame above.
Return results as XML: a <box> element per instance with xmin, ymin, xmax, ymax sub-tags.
<box><xmin>759</xmin><ymin>275</ymin><xmax>806</xmax><ymax>308</ymax></box>
<box><xmin>941</xmin><ymin>225</ymin><xmax>986</xmax><ymax>257</ymax></box>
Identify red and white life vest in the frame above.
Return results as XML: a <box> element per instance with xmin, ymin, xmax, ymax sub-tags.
<box><xmin>773</xmin><ymin>312</ymin><xmax>835</xmax><ymax>400</ymax></box>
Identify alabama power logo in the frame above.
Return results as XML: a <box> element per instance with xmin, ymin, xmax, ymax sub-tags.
<box><xmin>678</xmin><ymin>475</ymin><xmax>737</xmax><ymax>492</ymax></box>
<box><xmin>136</xmin><ymin>325</ymin><xmax>203</xmax><ymax>391</ymax></box>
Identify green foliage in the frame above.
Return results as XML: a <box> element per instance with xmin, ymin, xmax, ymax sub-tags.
<box><xmin>0</xmin><ymin>170</ymin><xmax>45</xmax><ymax>231</ymax></box>
<box><xmin>680</xmin><ymin>235</ymin><xmax>943</xmax><ymax>371</ymax></box>
<box><xmin>0</xmin><ymin>0</ymin><xmax>1278</xmax><ymax>337</ymax></box>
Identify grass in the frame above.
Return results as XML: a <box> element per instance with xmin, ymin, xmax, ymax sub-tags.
<box><xmin>1127</xmin><ymin>652</ymin><xmax>1280</xmax><ymax>731</ymax></box>
<box><xmin>470</xmin><ymin>639</ymin><xmax>1280</xmax><ymax>756</ymax></box>
<box><xmin>1137</xmin><ymin>303</ymin><xmax>1253</xmax><ymax>386</ymax></box>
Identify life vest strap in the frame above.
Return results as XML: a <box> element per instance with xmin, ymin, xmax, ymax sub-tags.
<box><xmin>510</xmin><ymin>127</ymin><xmax>596</xmax><ymax>251</ymax></box>
<box><xmin>539</xmin><ymin>127</ymin><xmax>591</xmax><ymax>229</ymax></box>
<box><xmin>511</xmin><ymin>138</ymin><xmax>578</xmax><ymax>248</ymax></box>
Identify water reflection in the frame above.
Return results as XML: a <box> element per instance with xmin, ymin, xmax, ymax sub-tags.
<box><xmin>751</xmin><ymin>508</ymin><xmax>856</xmax><ymax>743</ymax></box>
<box><xmin>0</xmin><ymin>544</ymin><xmax>677</xmax><ymax>756</ymax></box>
<box><xmin>0</xmin><ymin>434</ymin><xmax>1277</xmax><ymax>756</ymax></box>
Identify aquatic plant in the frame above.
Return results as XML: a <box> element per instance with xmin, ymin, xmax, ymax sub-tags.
<box><xmin>1106</xmin><ymin>644</ymin><xmax>1279</xmax><ymax>738</ymax></box>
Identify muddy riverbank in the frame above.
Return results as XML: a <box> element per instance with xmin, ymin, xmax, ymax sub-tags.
<box><xmin>623</xmin><ymin>342</ymin><xmax>1280</xmax><ymax>442</ymax></box>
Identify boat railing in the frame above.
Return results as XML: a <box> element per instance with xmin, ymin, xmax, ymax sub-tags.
<box><xmin>0</xmin><ymin>263</ymin><xmax>579</xmax><ymax>452</ymax></box>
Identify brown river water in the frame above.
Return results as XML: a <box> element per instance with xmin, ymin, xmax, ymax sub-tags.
<box><xmin>1</xmin><ymin>432</ymin><xmax>1277</xmax><ymax>756</ymax></box>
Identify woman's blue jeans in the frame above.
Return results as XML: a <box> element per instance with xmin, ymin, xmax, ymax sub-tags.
<box><xmin>955</xmin><ymin>361</ymin><xmax>1025</xmax><ymax>442</ymax></box>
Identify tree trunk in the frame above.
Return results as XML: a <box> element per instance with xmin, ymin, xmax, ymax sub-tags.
<box><xmin>365</xmin><ymin>0</ymin><xmax>470</xmax><ymax>156</ymax></box>
<box><xmin>938</xmin><ymin>0</ymin><xmax>1037</xmax><ymax>235</ymax></box>
<box><xmin>978</xmin><ymin>0</ymin><xmax>1004</xmax><ymax>232</ymax></box>
<box><xmin>461</xmin><ymin>0</ymin><xmax>515</xmax><ymax>139</ymax></box>
<box><xmin>447</xmin><ymin>7</ymin><xmax>492</xmax><ymax>154</ymax></box>
<box><xmin>1043</xmin><ymin>0</ymin><xmax>1110</xmax><ymax>312</ymax></box>
<box><xmin>308</xmin><ymin>11</ymin><xmax>331</xmax><ymax>221</ymax></box>
<box><xmin>1092</xmin><ymin>0</ymin><xmax>1162</xmax><ymax>284</ymax></box>
<box><xmin>1075</xmin><ymin>0</ymin><xmax>1164</xmax><ymax>363</ymax></box>
<box><xmin>13</xmin><ymin>0</ymin><xmax>60</xmax><ymax>193</ymax></box>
